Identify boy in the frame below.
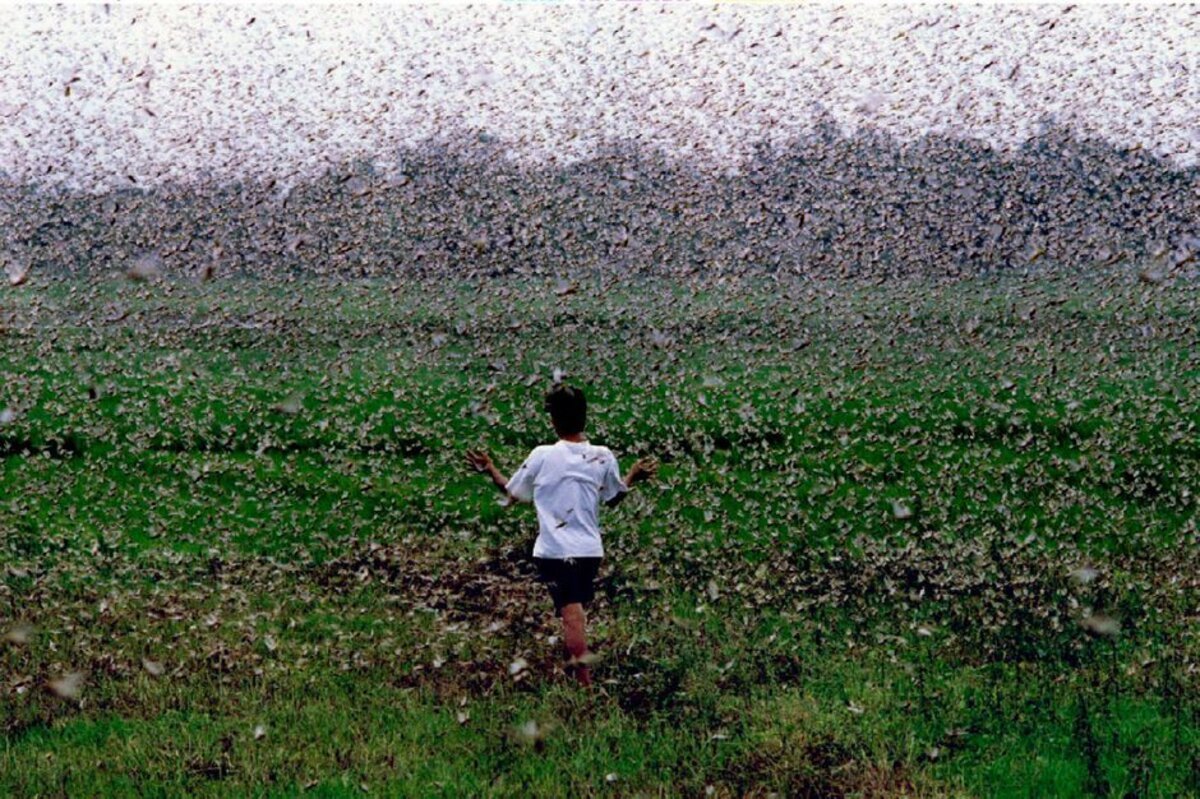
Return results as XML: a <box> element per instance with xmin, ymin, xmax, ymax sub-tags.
<box><xmin>466</xmin><ymin>384</ymin><xmax>655</xmax><ymax>686</ymax></box>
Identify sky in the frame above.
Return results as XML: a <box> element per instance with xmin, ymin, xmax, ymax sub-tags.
<box><xmin>1</xmin><ymin>3</ymin><xmax>1195</xmax><ymax>191</ymax></box>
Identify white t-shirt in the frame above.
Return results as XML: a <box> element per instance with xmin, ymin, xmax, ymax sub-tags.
<box><xmin>506</xmin><ymin>440</ymin><xmax>627</xmax><ymax>559</ymax></box>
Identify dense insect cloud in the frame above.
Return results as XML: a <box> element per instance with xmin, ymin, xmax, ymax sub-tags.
<box><xmin>1</xmin><ymin>4</ymin><xmax>1196</xmax><ymax>280</ymax></box>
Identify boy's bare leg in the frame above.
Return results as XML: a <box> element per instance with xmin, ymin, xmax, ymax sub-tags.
<box><xmin>560</xmin><ymin>602</ymin><xmax>592</xmax><ymax>686</ymax></box>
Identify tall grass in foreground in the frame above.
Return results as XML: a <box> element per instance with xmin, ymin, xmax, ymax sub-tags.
<box><xmin>1</xmin><ymin>269</ymin><xmax>1197</xmax><ymax>796</ymax></box>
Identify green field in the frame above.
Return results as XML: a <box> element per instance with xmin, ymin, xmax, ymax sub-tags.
<box><xmin>1</xmin><ymin>270</ymin><xmax>1197</xmax><ymax>797</ymax></box>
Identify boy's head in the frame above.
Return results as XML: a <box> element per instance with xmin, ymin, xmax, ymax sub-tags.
<box><xmin>545</xmin><ymin>384</ymin><xmax>587</xmax><ymax>436</ymax></box>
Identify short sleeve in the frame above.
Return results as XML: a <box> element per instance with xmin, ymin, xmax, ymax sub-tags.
<box><xmin>599</xmin><ymin>450</ymin><xmax>628</xmax><ymax>503</ymax></box>
<box><xmin>506</xmin><ymin>448</ymin><xmax>542</xmax><ymax>502</ymax></box>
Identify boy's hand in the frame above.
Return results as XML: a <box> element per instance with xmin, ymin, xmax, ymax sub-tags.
<box><xmin>627</xmin><ymin>458</ymin><xmax>658</xmax><ymax>485</ymax></box>
<box><xmin>466</xmin><ymin>450</ymin><xmax>494</xmax><ymax>473</ymax></box>
<box><xmin>468</xmin><ymin>449</ymin><xmax>511</xmax><ymax>497</ymax></box>
<box><xmin>611</xmin><ymin>457</ymin><xmax>657</xmax><ymax>507</ymax></box>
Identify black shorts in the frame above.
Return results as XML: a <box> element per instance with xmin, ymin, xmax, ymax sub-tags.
<box><xmin>533</xmin><ymin>557</ymin><xmax>602</xmax><ymax>614</ymax></box>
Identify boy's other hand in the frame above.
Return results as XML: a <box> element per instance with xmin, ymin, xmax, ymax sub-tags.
<box><xmin>628</xmin><ymin>458</ymin><xmax>658</xmax><ymax>485</ymax></box>
<box><xmin>466</xmin><ymin>450</ymin><xmax>494</xmax><ymax>473</ymax></box>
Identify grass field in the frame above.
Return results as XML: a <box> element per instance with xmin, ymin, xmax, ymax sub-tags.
<box><xmin>1</xmin><ymin>269</ymin><xmax>1197</xmax><ymax>797</ymax></box>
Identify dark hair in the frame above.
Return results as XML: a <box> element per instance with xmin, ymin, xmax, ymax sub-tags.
<box><xmin>545</xmin><ymin>384</ymin><xmax>587</xmax><ymax>435</ymax></box>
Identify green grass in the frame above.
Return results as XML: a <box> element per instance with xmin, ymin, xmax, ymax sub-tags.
<box><xmin>1</xmin><ymin>269</ymin><xmax>1197</xmax><ymax>797</ymax></box>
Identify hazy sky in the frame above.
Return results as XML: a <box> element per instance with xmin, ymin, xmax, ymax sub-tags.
<box><xmin>1</xmin><ymin>3</ymin><xmax>1195</xmax><ymax>191</ymax></box>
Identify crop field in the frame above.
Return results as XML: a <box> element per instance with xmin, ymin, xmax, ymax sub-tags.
<box><xmin>0</xmin><ymin>269</ymin><xmax>1197</xmax><ymax>797</ymax></box>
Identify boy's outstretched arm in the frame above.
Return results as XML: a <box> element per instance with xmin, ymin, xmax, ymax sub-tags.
<box><xmin>606</xmin><ymin>457</ymin><xmax>657</xmax><ymax>508</ymax></box>
<box><xmin>466</xmin><ymin>450</ymin><xmax>510</xmax><ymax>497</ymax></box>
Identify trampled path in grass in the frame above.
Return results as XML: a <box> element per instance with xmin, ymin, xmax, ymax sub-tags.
<box><xmin>1</xmin><ymin>271</ymin><xmax>1197</xmax><ymax>796</ymax></box>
